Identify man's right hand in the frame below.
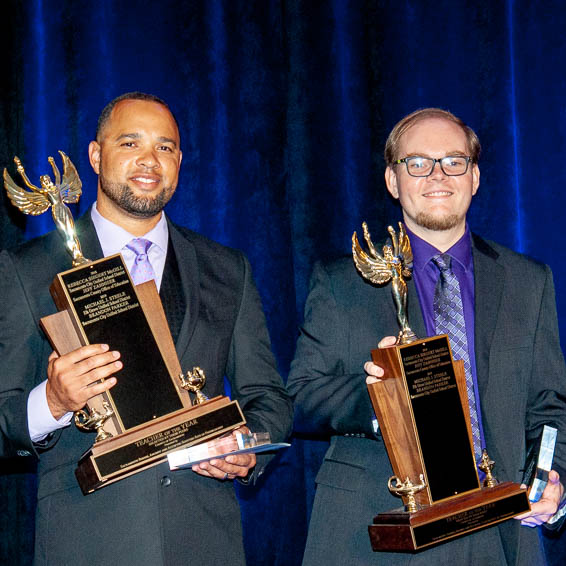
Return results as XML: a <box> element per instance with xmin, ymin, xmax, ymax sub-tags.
<box><xmin>46</xmin><ymin>344</ymin><xmax>121</xmax><ymax>419</ymax></box>
<box><xmin>364</xmin><ymin>335</ymin><xmax>397</xmax><ymax>384</ymax></box>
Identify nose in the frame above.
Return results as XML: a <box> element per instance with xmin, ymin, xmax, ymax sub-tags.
<box><xmin>428</xmin><ymin>159</ymin><xmax>446</xmax><ymax>179</ymax></box>
<box><xmin>136</xmin><ymin>147</ymin><xmax>160</xmax><ymax>169</ymax></box>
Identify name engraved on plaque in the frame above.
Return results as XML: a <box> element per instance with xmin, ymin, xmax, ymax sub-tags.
<box><xmin>67</xmin><ymin>265</ymin><xmax>139</xmax><ymax>325</ymax></box>
<box><xmin>405</xmin><ymin>346</ymin><xmax>457</xmax><ymax>399</ymax></box>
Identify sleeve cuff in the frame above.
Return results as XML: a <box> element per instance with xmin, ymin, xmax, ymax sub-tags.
<box><xmin>28</xmin><ymin>380</ymin><xmax>73</xmax><ymax>443</ymax></box>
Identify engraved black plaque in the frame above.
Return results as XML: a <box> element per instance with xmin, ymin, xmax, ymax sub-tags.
<box><xmin>56</xmin><ymin>255</ymin><xmax>183</xmax><ymax>430</ymax></box>
<box><xmin>400</xmin><ymin>336</ymin><xmax>479</xmax><ymax>501</ymax></box>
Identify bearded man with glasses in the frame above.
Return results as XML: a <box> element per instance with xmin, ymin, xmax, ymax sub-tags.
<box><xmin>288</xmin><ymin>108</ymin><xmax>566</xmax><ymax>565</ymax></box>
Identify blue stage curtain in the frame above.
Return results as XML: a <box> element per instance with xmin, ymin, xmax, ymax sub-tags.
<box><xmin>1</xmin><ymin>1</ymin><xmax>565</xmax><ymax>564</ymax></box>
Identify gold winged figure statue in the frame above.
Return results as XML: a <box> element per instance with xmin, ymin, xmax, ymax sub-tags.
<box><xmin>3</xmin><ymin>151</ymin><xmax>89</xmax><ymax>266</ymax></box>
<box><xmin>352</xmin><ymin>221</ymin><xmax>417</xmax><ymax>344</ymax></box>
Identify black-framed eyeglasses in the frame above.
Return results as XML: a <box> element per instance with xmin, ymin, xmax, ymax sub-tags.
<box><xmin>395</xmin><ymin>156</ymin><xmax>472</xmax><ymax>177</ymax></box>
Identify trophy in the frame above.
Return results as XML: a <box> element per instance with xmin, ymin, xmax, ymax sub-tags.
<box><xmin>352</xmin><ymin>222</ymin><xmax>530</xmax><ymax>551</ymax></box>
<box><xmin>4</xmin><ymin>152</ymin><xmax>245</xmax><ymax>494</ymax></box>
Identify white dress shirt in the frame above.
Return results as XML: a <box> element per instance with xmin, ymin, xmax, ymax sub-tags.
<box><xmin>27</xmin><ymin>203</ymin><xmax>169</xmax><ymax>442</ymax></box>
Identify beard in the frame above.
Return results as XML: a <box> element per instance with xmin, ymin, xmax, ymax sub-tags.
<box><xmin>415</xmin><ymin>211</ymin><xmax>462</xmax><ymax>231</ymax></box>
<box><xmin>99</xmin><ymin>169</ymin><xmax>175</xmax><ymax>218</ymax></box>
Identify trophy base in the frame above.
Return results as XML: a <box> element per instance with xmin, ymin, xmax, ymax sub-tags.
<box><xmin>368</xmin><ymin>482</ymin><xmax>529</xmax><ymax>552</ymax></box>
<box><xmin>75</xmin><ymin>396</ymin><xmax>245</xmax><ymax>494</ymax></box>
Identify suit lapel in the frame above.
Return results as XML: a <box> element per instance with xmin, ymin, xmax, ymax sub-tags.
<box><xmin>472</xmin><ymin>234</ymin><xmax>504</xmax><ymax>400</ymax></box>
<box><xmin>76</xmin><ymin>210</ymin><xmax>104</xmax><ymax>261</ymax></box>
<box><xmin>168</xmin><ymin>222</ymin><xmax>200</xmax><ymax>360</ymax></box>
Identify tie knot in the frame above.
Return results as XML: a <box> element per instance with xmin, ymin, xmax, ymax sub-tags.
<box><xmin>126</xmin><ymin>238</ymin><xmax>152</xmax><ymax>257</ymax></box>
<box><xmin>433</xmin><ymin>253</ymin><xmax>452</xmax><ymax>273</ymax></box>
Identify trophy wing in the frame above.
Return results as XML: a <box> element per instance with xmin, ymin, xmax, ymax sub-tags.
<box><xmin>59</xmin><ymin>151</ymin><xmax>82</xmax><ymax>204</ymax></box>
<box><xmin>352</xmin><ymin>232</ymin><xmax>392</xmax><ymax>285</ymax></box>
<box><xmin>3</xmin><ymin>169</ymin><xmax>50</xmax><ymax>215</ymax></box>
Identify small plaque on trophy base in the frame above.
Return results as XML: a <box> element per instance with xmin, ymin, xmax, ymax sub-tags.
<box><xmin>75</xmin><ymin>396</ymin><xmax>244</xmax><ymax>494</ymax></box>
<box><xmin>369</xmin><ymin>482</ymin><xmax>529</xmax><ymax>552</ymax></box>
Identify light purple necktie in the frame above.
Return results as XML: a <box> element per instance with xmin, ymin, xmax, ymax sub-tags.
<box><xmin>433</xmin><ymin>253</ymin><xmax>482</xmax><ymax>463</ymax></box>
<box><xmin>126</xmin><ymin>238</ymin><xmax>156</xmax><ymax>285</ymax></box>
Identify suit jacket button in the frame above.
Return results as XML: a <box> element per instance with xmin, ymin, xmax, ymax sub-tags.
<box><xmin>160</xmin><ymin>476</ymin><xmax>171</xmax><ymax>487</ymax></box>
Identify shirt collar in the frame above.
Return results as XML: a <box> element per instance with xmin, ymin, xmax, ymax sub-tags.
<box><xmin>407</xmin><ymin>224</ymin><xmax>473</xmax><ymax>274</ymax></box>
<box><xmin>90</xmin><ymin>202</ymin><xmax>169</xmax><ymax>258</ymax></box>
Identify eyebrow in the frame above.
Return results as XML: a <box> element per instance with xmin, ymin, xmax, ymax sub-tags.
<box><xmin>403</xmin><ymin>151</ymin><xmax>468</xmax><ymax>158</ymax></box>
<box><xmin>115</xmin><ymin>133</ymin><xmax>178</xmax><ymax>148</ymax></box>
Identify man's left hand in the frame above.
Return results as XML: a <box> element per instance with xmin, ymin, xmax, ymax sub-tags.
<box><xmin>515</xmin><ymin>470</ymin><xmax>564</xmax><ymax>527</ymax></box>
<box><xmin>192</xmin><ymin>427</ymin><xmax>256</xmax><ymax>481</ymax></box>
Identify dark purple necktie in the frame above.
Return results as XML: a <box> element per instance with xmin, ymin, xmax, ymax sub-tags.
<box><xmin>433</xmin><ymin>253</ymin><xmax>482</xmax><ymax>463</ymax></box>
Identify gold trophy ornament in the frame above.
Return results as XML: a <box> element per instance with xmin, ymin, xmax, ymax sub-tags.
<box><xmin>4</xmin><ymin>152</ymin><xmax>245</xmax><ymax>494</ymax></box>
<box><xmin>75</xmin><ymin>401</ymin><xmax>115</xmax><ymax>443</ymax></box>
<box><xmin>479</xmin><ymin>450</ymin><xmax>498</xmax><ymax>489</ymax></box>
<box><xmin>388</xmin><ymin>475</ymin><xmax>427</xmax><ymax>514</ymax></box>
<box><xmin>352</xmin><ymin>221</ymin><xmax>416</xmax><ymax>344</ymax></box>
<box><xmin>179</xmin><ymin>367</ymin><xmax>210</xmax><ymax>405</ymax></box>
<box><xmin>352</xmin><ymin>222</ymin><xmax>530</xmax><ymax>552</ymax></box>
<box><xmin>4</xmin><ymin>152</ymin><xmax>88</xmax><ymax>266</ymax></box>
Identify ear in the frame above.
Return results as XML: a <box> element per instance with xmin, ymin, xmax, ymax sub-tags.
<box><xmin>471</xmin><ymin>164</ymin><xmax>480</xmax><ymax>196</ymax></box>
<box><xmin>385</xmin><ymin>166</ymin><xmax>399</xmax><ymax>199</ymax></box>
<box><xmin>88</xmin><ymin>141</ymin><xmax>101</xmax><ymax>175</ymax></box>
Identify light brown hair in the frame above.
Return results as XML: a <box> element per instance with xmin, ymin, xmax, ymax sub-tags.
<box><xmin>384</xmin><ymin>108</ymin><xmax>481</xmax><ymax>165</ymax></box>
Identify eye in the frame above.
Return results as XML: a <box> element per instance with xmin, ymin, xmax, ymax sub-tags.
<box><xmin>120</xmin><ymin>141</ymin><xmax>136</xmax><ymax>148</ymax></box>
<box><xmin>158</xmin><ymin>145</ymin><xmax>173</xmax><ymax>152</ymax></box>
<box><xmin>408</xmin><ymin>157</ymin><xmax>426</xmax><ymax>169</ymax></box>
<box><xmin>444</xmin><ymin>157</ymin><xmax>466</xmax><ymax>168</ymax></box>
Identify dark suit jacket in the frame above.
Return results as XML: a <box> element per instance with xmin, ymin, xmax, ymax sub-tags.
<box><xmin>287</xmin><ymin>233</ymin><xmax>566</xmax><ymax>566</ymax></box>
<box><xmin>0</xmin><ymin>212</ymin><xmax>292</xmax><ymax>566</ymax></box>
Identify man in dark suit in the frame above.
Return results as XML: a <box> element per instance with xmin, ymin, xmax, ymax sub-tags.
<box><xmin>288</xmin><ymin>108</ymin><xmax>566</xmax><ymax>565</ymax></box>
<box><xmin>0</xmin><ymin>92</ymin><xmax>292</xmax><ymax>565</ymax></box>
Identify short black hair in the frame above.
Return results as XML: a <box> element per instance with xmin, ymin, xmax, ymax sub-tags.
<box><xmin>95</xmin><ymin>92</ymin><xmax>179</xmax><ymax>141</ymax></box>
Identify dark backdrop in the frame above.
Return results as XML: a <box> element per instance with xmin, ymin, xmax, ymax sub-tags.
<box><xmin>1</xmin><ymin>1</ymin><xmax>565</xmax><ymax>565</ymax></box>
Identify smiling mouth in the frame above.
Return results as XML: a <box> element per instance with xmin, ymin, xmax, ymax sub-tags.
<box><xmin>423</xmin><ymin>190</ymin><xmax>452</xmax><ymax>197</ymax></box>
<box><xmin>130</xmin><ymin>175</ymin><xmax>160</xmax><ymax>186</ymax></box>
